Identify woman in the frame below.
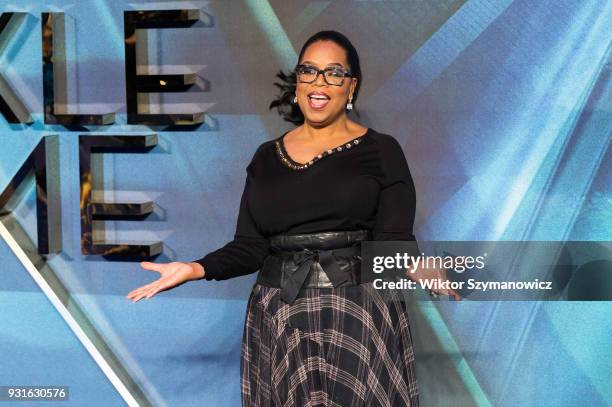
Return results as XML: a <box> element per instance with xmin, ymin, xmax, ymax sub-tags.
<box><xmin>128</xmin><ymin>30</ymin><xmax>459</xmax><ymax>406</ymax></box>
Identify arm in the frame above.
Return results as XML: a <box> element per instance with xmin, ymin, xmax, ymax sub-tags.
<box><xmin>127</xmin><ymin>152</ymin><xmax>269</xmax><ymax>302</ymax></box>
<box><xmin>372</xmin><ymin>135</ymin><xmax>420</xmax><ymax>249</ymax></box>
<box><xmin>373</xmin><ymin>135</ymin><xmax>460</xmax><ymax>300</ymax></box>
<box><xmin>191</xmin><ymin>162</ymin><xmax>270</xmax><ymax>281</ymax></box>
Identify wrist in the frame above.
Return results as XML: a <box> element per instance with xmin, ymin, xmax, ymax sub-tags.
<box><xmin>189</xmin><ymin>262</ymin><xmax>206</xmax><ymax>280</ymax></box>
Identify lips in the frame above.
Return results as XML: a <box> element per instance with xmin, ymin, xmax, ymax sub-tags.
<box><xmin>307</xmin><ymin>91</ymin><xmax>330</xmax><ymax>110</ymax></box>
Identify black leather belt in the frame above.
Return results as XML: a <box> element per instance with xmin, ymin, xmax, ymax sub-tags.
<box><xmin>256</xmin><ymin>230</ymin><xmax>371</xmax><ymax>304</ymax></box>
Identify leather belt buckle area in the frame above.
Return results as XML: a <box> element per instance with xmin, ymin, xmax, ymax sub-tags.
<box><xmin>279</xmin><ymin>246</ymin><xmax>361</xmax><ymax>305</ymax></box>
<box><xmin>256</xmin><ymin>229</ymin><xmax>371</xmax><ymax>305</ymax></box>
<box><xmin>302</xmin><ymin>262</ymin><xmax>334</xmax><ymax>288</ymax></box>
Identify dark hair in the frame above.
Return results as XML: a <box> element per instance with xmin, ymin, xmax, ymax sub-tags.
<box><xmin>269</xmin><ymin>30</ymin><xmax>362</xmax><ymax>125</ymax></box>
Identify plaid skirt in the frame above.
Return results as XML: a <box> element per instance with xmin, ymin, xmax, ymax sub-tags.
<box><xmin>240</xmin><ymin>281</ymin><xmax>419</xmax><ymax>406</ymax></box>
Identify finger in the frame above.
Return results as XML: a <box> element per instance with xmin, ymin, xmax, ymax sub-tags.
<box><xmin>144</xmin><ymin>287</ymin><xmax>162</xmax><ymax>299</ymax></box>
<box><xmin>142</xmin><ymin>284</ymin><xmax>165</xmax><ymax>300</ymax></box>
<box><xmin>140</xmin><ymin>261</ymin><xmax>165</xmax><ymax>273</ymax></box>
<box><xmin>449</xmin><ymin>289</ymin><xmax>462</xmax><ymax>301</ymax></box>
<box><xmin>130</xmin><ymin>293</ymin><xmax>145</xmax><ymax>303</ymax></box>
<box><xmin>127</xmin><ymin>287</ymin><xmax>149</xmax><ymax>300</ymax></box>
<box><xmin>127</xmin><ymin>282</ymin><xmax>155</xmax><ymax>296</ymax></box>
<box><xmin>127</xmin><ymin>282</ymin><xmax>157</xmax><ymax>298</ymax></box>
<box><xmin>145</xmin><ymin>279</ymin><xmax>176</xmax><ymax>297</ymax></box>
<box><xmin>431</xmin><ymin>288</ymin><xmax>460</xmax><ymax>300</ymax></box>
<box><xmin>129</xmin><ymin>282</ymin><xmax>162</xmax><ymax>301</ymax></box>
<box><xmin>132</xmin><ymin>286</ymin><xmax>158</xmax><ymax>302</ymax></box>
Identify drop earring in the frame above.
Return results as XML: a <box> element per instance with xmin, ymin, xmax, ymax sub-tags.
<box><xmin>293</xmin><ymin>95</ymin><xmax>297</xmax><ymax>103</ymax></box>
<box><xmin>346</xmin><ymin>98</ymin><xmax>353</xmax><ymax>111</ymax></box>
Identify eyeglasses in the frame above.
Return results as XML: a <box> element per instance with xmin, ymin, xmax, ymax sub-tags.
<box><xmin>295</xmin><ymin>64</ymin><xmax>352</xmax><ymax>86</ymax></box>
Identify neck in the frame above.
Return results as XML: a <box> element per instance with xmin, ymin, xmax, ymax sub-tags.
<box><xmin>302</xmin><ymin>116</ymin><xmax>351</xmax><ymax>142</ymax></box>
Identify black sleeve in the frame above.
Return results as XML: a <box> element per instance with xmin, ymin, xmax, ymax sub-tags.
<box><xmin>372</xmin><ymin>135</ymin><xmax>421</xmax><ymax>256</ymax></box>
<box><xmin>191</xmin><ymin>152</ymin><xmax>270</xmax><ymax>281</ymax></box>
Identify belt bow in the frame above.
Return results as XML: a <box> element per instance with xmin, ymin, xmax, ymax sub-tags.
<box><xmin>280</xmin><ymin>247</ymin><xmax>358</xmax><ymax>304</ymax></box>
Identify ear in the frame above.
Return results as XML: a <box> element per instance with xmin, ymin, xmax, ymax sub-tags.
<box><xmin>349</xmin><ymin>78</ymin><xmax>357</xmax><ymax>97</ymax></box>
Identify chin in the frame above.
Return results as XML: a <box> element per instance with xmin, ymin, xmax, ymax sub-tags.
<box><xmin>303</xmin><ymin>111</ymin><xmax>341</xmax><ymax>127</ymax></box>
<box><xmin>304</xmin><ymin>117</ymin><xmax>332</xmax><ymax>128</ymax></box>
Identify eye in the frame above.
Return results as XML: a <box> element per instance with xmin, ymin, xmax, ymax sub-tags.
<box><xmin>326</xmin><ymin>69</ymin><xmax>345</xmax><ymax>77</ymax></box>
<box><xmin>298</xmin><ymin>65</ymin><xmax>317</xmax><ymax>74</ymax></box>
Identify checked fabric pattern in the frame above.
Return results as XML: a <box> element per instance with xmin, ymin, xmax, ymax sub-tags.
<box><xmin>240</xmin><ymin>282</ymin><xmax>419</xmax><ymax>407</ymax></box>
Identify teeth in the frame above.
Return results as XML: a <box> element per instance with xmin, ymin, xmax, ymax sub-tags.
<box><xmin>309</xmin><ymin>95</ymin><xmax>329</xmax><ymax>100</ymax></box>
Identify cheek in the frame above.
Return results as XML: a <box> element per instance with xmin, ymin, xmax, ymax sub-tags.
<box><xmin>326</xmin><ymin>88</ymin><xmax>350</xmax><ymax>109</ymax></box>
<box><xmin>332</xmin><ymin>86</ymin><xmax>350</xmax><ymax>99</ymax></box>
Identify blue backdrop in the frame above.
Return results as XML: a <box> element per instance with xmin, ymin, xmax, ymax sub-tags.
<box><xmin>0</xmin><ymin>0</ymin><xmax>610</xmax><ymax>406</ymax></box>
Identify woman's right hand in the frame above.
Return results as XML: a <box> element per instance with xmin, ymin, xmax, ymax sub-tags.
<box><xmin>126</xmin><ymin>261</ymin><xmax>205</xmax><ymax>303</ymax></box>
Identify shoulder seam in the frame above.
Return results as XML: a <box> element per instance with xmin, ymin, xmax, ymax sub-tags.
<box><xmin>252</xmin><ymin>139</ymin><xmax>274</xmax><ymax>157</ymax></box>
<box><xmin>369</xmin><ymin>131</ymin><xmax>402</xmax><ymax>147</ymax></box>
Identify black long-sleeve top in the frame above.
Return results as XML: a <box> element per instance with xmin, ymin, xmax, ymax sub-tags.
<box><xmin>193</xmin><ymin>127</ymin><xmax>419</xmax><ymax>281</ymax></box>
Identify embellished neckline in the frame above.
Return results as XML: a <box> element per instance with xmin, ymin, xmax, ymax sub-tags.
<box><xmin>275</xmin><ymin>128</ymin><xmax>371</xmax><ymax>170</ymax></box>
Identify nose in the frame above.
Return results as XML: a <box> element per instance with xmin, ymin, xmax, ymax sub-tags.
<box><xmin>313</xmin><ymin>71</ymin><xmax>327</xmax><ymax>86</ymax></box>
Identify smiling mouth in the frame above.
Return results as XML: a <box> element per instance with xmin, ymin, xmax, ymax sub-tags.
<box><xmin>307</xmin><ymin>94</ymin><xmax>330</xmax><ymax>109</ymax></box>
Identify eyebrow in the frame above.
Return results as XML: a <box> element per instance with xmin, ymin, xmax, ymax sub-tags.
<box><xmin>301</xmin><ymin>61</ymin><xmax>347</xmax><ymax>69</ymax></box>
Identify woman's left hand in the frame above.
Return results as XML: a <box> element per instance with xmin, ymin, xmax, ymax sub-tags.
<box><xmin>405</xmin><ymin>264</ymin><xmax>462</xmax><ymax>301</ymax></box>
